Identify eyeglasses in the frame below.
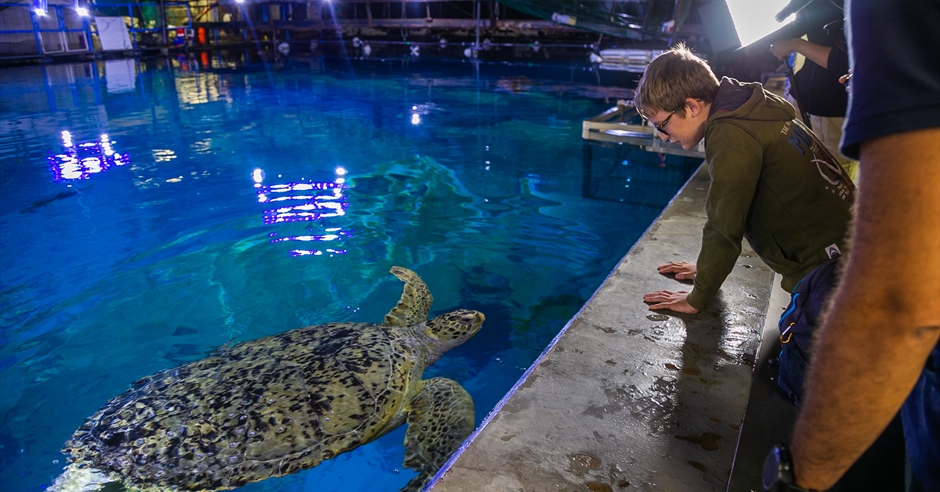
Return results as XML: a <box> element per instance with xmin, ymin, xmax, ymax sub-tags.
<box><xmin>655</xmin><ymin>110</ymin><xmax>677</xmax><ymax>136</ymax></box>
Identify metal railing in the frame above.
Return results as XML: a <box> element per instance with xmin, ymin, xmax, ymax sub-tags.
<box><xmin>90</xmin><ymin>2</ymin><xmax>193</xmax><ymax>49</ymax></box>
<box><xmin>0</xmin><ymin>2</ymin><xmax>192</xmax><ymax>59</ymax></box>
<box><xmin>0</xmin><ymin>4</ymin><xmax>91</xmax><ymax>57</ymax></box>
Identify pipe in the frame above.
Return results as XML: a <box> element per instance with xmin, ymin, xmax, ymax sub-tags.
<box><xmin>159</xmin><ymin>0</ymin><xmax>168</xmax><ymax>46</ymax></box>
<box><xmin>475</xmin><ymin>0</ymin><xmax>480</xmax><ymax>50</ymax></box>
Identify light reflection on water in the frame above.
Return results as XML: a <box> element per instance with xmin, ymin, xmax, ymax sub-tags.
<box><xmin>0</xmin><ymin>54</ymin><xmax>698</xmax><ymax>492</ymax></box>
<box><xmin>50</xmin><ymin>131</ymin><xmax>129</xmax><ymax>182</ymax></box>
<box><xmin>256</xmin><ymin>169</ymin><xmax>350</xmax><ymax>257</ymax></box>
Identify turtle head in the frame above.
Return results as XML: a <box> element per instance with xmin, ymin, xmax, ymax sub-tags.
<box><xmin>421</xmin><ymin>309</ymin><xmax>485</xmax><ymax>363</ymax></box>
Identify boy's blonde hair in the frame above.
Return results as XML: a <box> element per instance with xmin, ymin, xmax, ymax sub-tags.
<box><xmin>634</xmin><ymin>43</ymin><xmax>720</xmax><ymax>119</ymax></box>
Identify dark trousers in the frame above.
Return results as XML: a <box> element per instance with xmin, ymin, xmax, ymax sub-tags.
<box><xmin>828</xmin><ymin>413</ymin><xmax>906</xmax><ymax>492</ymax></box>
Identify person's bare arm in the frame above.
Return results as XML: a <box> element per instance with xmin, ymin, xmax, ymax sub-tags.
<box><xmin>771</xmin><ymin>38</ymin><xmax>834</xmax><ymax>68</ymax></box>
<box><xmin>790</xmin><ymin>128</ymin><xmax>940</xmax><ymax>490</ymax></box>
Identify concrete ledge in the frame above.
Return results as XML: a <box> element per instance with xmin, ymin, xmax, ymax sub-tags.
<box><xmin>432</xmin><ymin>163</ymin><xmax>781</xmax><ymax>491</ymax></box>
<box><xmin>726</xmin><ymin>274</ymin><xmax>797</xmax><ymax>491</ymax></box>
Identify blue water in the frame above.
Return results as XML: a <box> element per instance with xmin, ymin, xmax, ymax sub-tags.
<box><xmin>0</xmin><ymin>53</ymin><xmax>698</xmax><ymax>492</ymax></box>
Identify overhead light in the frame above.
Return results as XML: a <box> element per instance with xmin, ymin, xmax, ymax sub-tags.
<box><xmin>33</xmin><ymin>0</ymin><xmax>47</xmax><ymax>16</ymax></box>
<box><xmin>75</xmin><ymin>0</ymin><xmax>89</xmax><ymax>16</ymax></box>
<box><xmin>699</xmin><ymin>0</ymin><xmax>837</xmax><ymax>54</ymax></box>
<box><xmin>727</xmin><ymin>0</ymin><xmax>795</xmax><ymax>47</ymax></box>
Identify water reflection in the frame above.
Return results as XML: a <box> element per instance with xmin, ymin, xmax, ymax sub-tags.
<box><xmin>152</xmin><ymin>149</ymin><xmax>177</xmax><ymax>162</ymax></box>
<box><xmin>104</xmin><ymin>59</ymin><xmax>136</xmax><ymax>94</ymax></box>
<box><xmin>254</xmin><ymin>168</ymin><xmax>350</xmax><ymax>257</ymax></box>
<box><xmin>0</xmin><ymin>54</ymin><xmax>712</xmax><ymax>492</ymax></box>
<box><xmin>174</xmin><ymin>68</ymin><xmax>233</xmax><ymax>106</ymax></box>
<box><xmin>50</xmin><ymin>130</ymin><xmax>129</xmax><ymax>182</ymax></box>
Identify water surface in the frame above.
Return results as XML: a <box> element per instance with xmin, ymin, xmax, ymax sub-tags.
<box><xmin>0</xmin><ymin>53</ymin><xmax>698</xmax><ymax>491</ymax></box>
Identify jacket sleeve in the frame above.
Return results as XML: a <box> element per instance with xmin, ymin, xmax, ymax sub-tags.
<box><xmin>687</xmin><ymin>123</ymin><xmax>764</xmax><ymax>310</ymax></box>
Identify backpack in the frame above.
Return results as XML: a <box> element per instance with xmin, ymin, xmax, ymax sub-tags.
<box><xmin>776</xmin><ymin>257</ymin><xmax>842</xmax><ymax>405</ymax></box>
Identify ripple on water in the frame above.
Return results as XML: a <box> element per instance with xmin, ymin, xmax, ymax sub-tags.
<box><xmin>0</xmin><ymin>57</ymin><xmax>701</xmax><ymax>492</ymax></box>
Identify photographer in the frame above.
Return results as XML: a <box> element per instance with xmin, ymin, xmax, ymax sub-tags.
<box><xmin>769</xmin><ymin>0</ymin><xmax>858</xmax><ymax>181</ymax></box>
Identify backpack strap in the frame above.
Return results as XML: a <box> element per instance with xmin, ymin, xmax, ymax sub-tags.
<box><xmin>780</xmin><ymin>321</ymin><xmax>818</xmax><ymax>344</ymax></box>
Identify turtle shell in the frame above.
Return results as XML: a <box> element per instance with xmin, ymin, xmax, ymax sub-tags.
<box><xmin>63</xmin><ymin>321</ymin><xmax>420</xmax><ymax>490</ymax></box>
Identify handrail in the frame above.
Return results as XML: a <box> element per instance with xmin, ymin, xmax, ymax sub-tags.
<box><xmin>0</xmin><ymin>2</ymin><xmax>192</xmax><ymax>57</ymax></box>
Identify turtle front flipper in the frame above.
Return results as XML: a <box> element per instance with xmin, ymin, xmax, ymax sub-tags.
<box><xmin>383</xmin><ymin>267</ymin><xmax>433</xmax><ymax>327</ymax></box>
<box><xmin>48</xmin><ymin>463</ymin><xmax>112</xmax><ymax>492</ymax></box>
<box><xmin>401</xmin><ymin>377</ymin><xmax>474</xmax><ymax>492</ymax></box>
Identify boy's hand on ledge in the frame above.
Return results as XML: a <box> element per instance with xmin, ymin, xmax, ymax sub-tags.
<box><xmin>643</xmin><ymin>290</ymin><xmax>700</xmax><ymax>314</ymax></box>
<box><xmin>657</xmin><ymin>261</ymin><xmax>697</xmax><ymax>280</ymax></box>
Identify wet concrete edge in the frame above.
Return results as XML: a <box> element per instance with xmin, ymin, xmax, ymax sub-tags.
<box><xmin>429</xmin><ymin>162</ymin><xmax>780</xmax><ymax>491</ymax></box>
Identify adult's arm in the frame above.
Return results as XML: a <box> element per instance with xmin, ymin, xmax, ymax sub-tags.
<box><xmin>790</xmin><ymin>128</ymin><xmax>940</xmax><ymax>490</ymax></box>
<box><xmin>685</xmin><ymin>123</ymin><xmax>761</xmax><ymax>310</ymax></box>
<box><xmin>770</xmin><ymin>38</ymin><xmax>833</xmax><ymax>68</ymax></box>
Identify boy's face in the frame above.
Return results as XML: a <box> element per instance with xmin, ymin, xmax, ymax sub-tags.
<box><xmin>648</xmin><ymin>100</ymin><xmax>708</xmax><ymax>150</ymax></box>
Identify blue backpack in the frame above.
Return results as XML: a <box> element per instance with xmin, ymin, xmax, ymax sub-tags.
<box><xmin>776</xmin><ymin>257</ymin><xmax>842</xmax><ymax>405</ymax></box>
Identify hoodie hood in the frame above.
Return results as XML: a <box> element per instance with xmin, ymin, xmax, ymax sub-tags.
<box><xmin>708</xmin><ymin>77</ymin><xmax>795</xmax><ymax>123</ymax></box>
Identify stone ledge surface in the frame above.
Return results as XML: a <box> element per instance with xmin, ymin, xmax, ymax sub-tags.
<box><xmin>431</xmin><ymin>163</ymin><xmax>778</xmax><ymax>492</ymax></box>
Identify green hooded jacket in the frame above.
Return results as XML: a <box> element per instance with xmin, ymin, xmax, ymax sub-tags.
<box><xmin>686</xmin><ymin>77</ymin><xmax>855</xmax><ymax>310</ymax></box>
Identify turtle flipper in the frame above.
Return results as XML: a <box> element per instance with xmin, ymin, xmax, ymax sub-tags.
<box><xmin>401</xmin><ymin>377</ymin><xmax>474</xmax><ymax>492</ymax></box>
<box><xmin>48</xmin><ymin>464</ymin><xmax>112</xmax><ymax>492</ymax></box>
<box><xmin>383</xmin><ymin>267</ymin><xmax>433</xmax><ymax>327</ymax></box>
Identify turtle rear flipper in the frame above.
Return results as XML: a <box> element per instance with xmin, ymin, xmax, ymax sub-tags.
<box><xmin>383</xmin><ymin>266</ymin><xmax>433</xmax><ymax>327</ymax></box>
<box><xmin>401</xmin><ymin>377</ymin><xmax>474</xmax><ymax>491</ymax></box>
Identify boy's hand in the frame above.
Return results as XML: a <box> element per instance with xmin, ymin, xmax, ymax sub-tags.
<box><xmin>657</xmin><ymin>261</ymin><xmax>697</xmax><ymax>280</ymax></box>
<box><xmin>643</xmin><ymin>290</ymin><xmax>700</xmax><ymax>314</ymax></box>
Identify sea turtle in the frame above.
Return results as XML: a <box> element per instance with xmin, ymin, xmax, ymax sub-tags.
<box><xmin>50</xmin><ymin>266</ymin><xmax>485</xmax><ymax>492</ymax></box>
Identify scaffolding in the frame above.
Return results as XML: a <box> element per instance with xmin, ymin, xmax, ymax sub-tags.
<box><xmin>0</xmin><ymin>1</ymin><xmax>193</xmax><ymax>58</ymax></box>
<box><xmin>1</xmin><ymin>0</ymin><xmax>702</xmax><ymax>61</ymax></box>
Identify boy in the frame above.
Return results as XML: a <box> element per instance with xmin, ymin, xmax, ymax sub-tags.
<box><xmin>636</xmin><ymin>44</ymin><xmax>855</xmax><ymax>314</ymax></box>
